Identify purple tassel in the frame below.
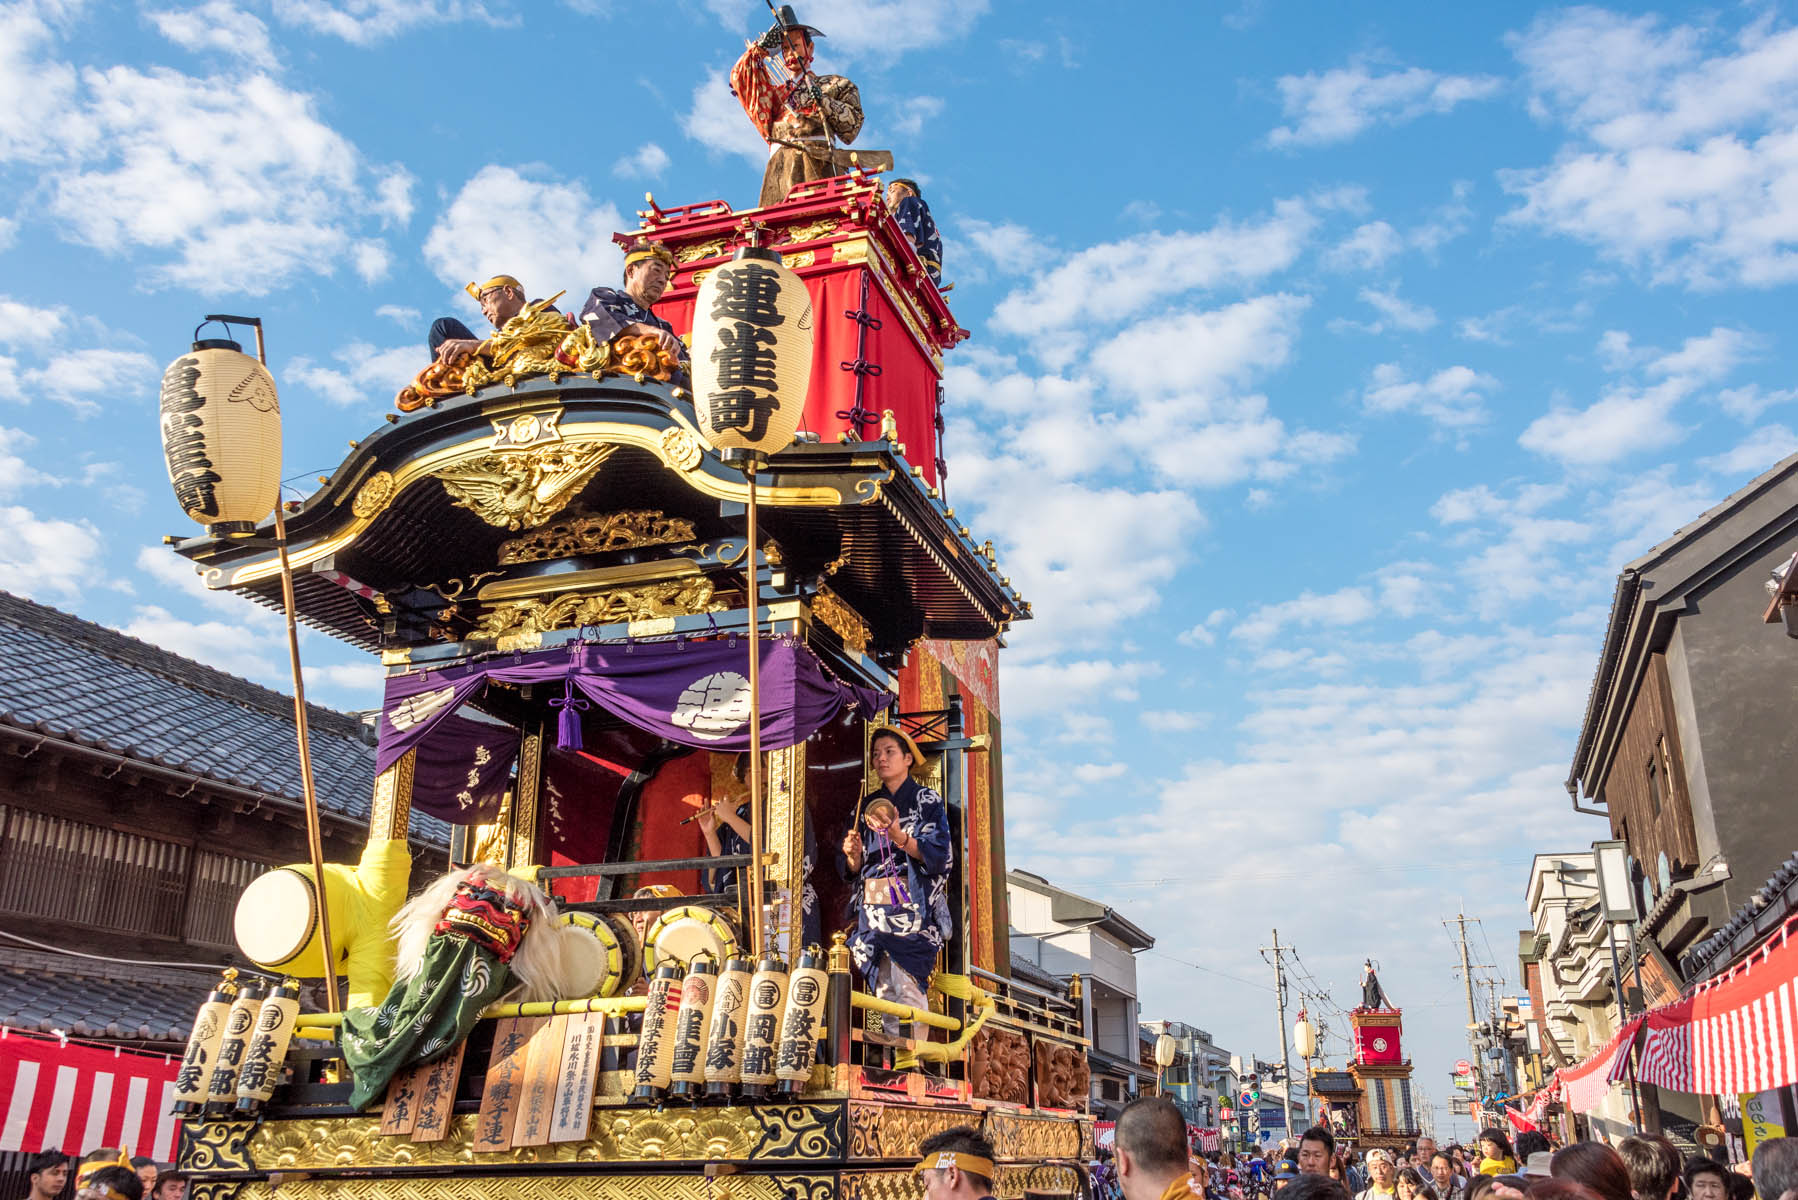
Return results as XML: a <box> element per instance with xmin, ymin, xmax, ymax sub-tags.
<box><xmin>552</xmin><ymin>680</ymin><xmax>588</xmax><ymax>751</ymax></box>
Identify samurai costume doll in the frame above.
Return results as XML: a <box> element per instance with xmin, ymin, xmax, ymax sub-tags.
<box><xmin>341</xmin><ymin>864</ymin><xmax>600</xmax><ymax>1108</ymax></box>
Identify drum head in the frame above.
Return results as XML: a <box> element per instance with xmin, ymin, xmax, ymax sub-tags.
<box><xmin>562</xmin><ymin>911</ymin><xmax>642</xmax><ymax>997</ymax></box>
<box><xmin>234</xmin><ymin>868</ymin><xmax>317</xmax><ymax>967</ymax></box>
<box><xmin>645</xmin><ymin>905</ymin><xmax>742</xmax><ymax>975</ymax></box>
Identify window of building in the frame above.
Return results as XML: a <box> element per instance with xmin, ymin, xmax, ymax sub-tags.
<box><xmin>1647</xmin><ymin>752</ymin><xmax>1662</xmax><ymax>816</ymax></box>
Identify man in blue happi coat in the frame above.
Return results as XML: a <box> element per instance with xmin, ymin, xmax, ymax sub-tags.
<box><xmin>886</xmin><ymin>178</ymin><xmax>942</xmax><ymax>286</ymax></box>
<box><xmin>839</xmin><ymin>725</ymin><xmax>952</xmax><ymax>1041</ymax></box>
<box><xmin>578</xmin><ymin>238</ymin><xmax>687</xmax><ymax>367</ymax></box>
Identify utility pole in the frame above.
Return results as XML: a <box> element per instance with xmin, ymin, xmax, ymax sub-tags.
<box><xmin>1444</xmin><ymin>911</ymin><xmax>1495</xmax><ymax>1096</ymax></box>
<box><xmin>1262</xmin><ymin>929</ymin><xmax>1298</xmax><ymax>1138</ymax></box>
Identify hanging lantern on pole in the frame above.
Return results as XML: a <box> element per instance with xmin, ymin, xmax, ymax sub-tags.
<box><xmin>159</xmin><ymin>321</ymin><xmax>282</xmax><ymax>537</ymax></box>
<box><xmin>1294</xmin><ymin>1013</ymin><xmax>1317</xmax><ymax>1060</ymax></box>
<box><xmin>687</xmin><ymin>243</ymin><xmax>816</xmax><ymax>960</ymax></box>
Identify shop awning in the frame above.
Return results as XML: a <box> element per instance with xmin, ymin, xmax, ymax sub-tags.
<box><xmin>0</xmin><ymin>1029</ymin><xmax>181</xmax><ymax>1157</ymax></box>
<box><xmin>1636</xmin><ymin>916</ymin><xmax>1798</xmax><ymax>1096</ymax></box>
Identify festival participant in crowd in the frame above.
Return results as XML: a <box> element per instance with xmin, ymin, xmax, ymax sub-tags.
<box><xmin>1278</xmin><ymin>1161</ymin><xmax>1304</xmax><ymax>1191</ymax></box>
<box><xmin>428</xmin><ymin>274</ymin><xmax>557</xmax><ymax>363</ymax></box>
<box><xmin>1685</xmin><ymin>1160</ymin><xmax>1729</xmax><ymax>1200</ymax></box>
<box><xmin>1752</xmin><ymin>1139</ymin><xmax>1798</xmax><ymax>1200</ymax></box>
<box><xmin>23</xmin><ymin>1151</ymin><xmax>69</xmax><ymax>1200</ymax></box>
<box><xmin>1551</xmin><ymin>1143</ymin><xmax>1631</xmax><ymax>1200</ymax></box>
<box><xmin>885</xmin><ymin>178</ymin><xmax>942</xmax><ymax>285</ymax></box>
<box><xmin>839</xmin><ymin>726</ymin><xmax>952</xmax><ymax>1041</ymax></box>
<box><xmin>1286</xmin><ymin>1178</ymin><xmax>1354</xmax><ymax>1200</ymax></box>
<box><xmin>730</xmin><ymin>6</ymin><xmax>864</xmax><ymax>208</ymax></box>
<box><xmin>1398</xmin><ymin>1167</ymin><xmax>1440</xmax><ymax>1200</ymax></box>
<box><xmin>1116</xmin><ymin>1096</ymin><xmax>1201</xmax><ymax>1200</ymax></box>
<box><xmin>1434</xmin><ymin>1152</ymin><xmax>1468</xmax><ymax>1199</ymax></box>
<box><xmin>148</xmin><ymin>1169</ymin><xmax>187</xmax><ymax>1200</ymax></box>
<box><xmin>915</xmin><ymin>1125</ymin><xmax>999</xmax><ymax>1200</ymax></box>
<box><xmin>1479</xmin><ymin>1132</ymin><xmax>1519</xmax><ymax>1177</ymax></box>
<box><xmin>1619</xmin><ymin>1137</ymin><xmax>1678</xmax><ymax>1200</ymax></box>
<box><xmin>131</xmin><ymin>1158</ymin><xmax>157</xmax><ymax>1194</ymax></box>
<box><xmin>1359</xmin><ymin>1150</ymin><xmax>1400</xmax><ymax>1200</ymax></box>
<box><xmin>78</xmin><ymin>1167</ymin><xmax>143</xmax><ymax>1200</ymax></box>
<box><xmin>1466</xmin><ymin>1176</ymin><xmax>1498</xmax><ymax>1200</ymax></box>
<box><xmin>577</xmin><ymin>239</ymin><xmax>686</xmax><ymax>365</ymax></box>
<box><xmin>1416</xmin><ymin>1143</ymin><xmax>1441</xmax><ymax>1172</ymax></box>
<box><xmin>1299</xmin><ymin>1128</ymin><xmax>1336</xmax><ymax>1176</ymax></box>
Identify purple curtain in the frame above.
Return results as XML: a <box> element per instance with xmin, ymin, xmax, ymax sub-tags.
<box><xmin>377</xmin><ymin>635</ymin><xmax>889</xmax><ymax>776</ymax></box>
<box><xmin>410</xmin><ymin>713</ymin><xmax>520</xmax><ymax>822</ymax></box>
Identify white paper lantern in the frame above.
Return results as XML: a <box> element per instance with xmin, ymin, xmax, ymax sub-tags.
<box><xmin>689</xmin><ymin>247</ymin><xmax>814</xmax><ymax>462</ymax></box>
<box><xmin>1154</xmin><ymin>1032</ymin><xmax>1178</xmax><ymax>1068</ymax></box>
<box><xmin>160</xmin><ymin>336</ymin><xmax>282</xmax><ymax>535</ymax></box>
<box><xmin>1294</xmin><ymin>1016</ymin><xmax>1317</xmax><ymax>1059</ymax></box>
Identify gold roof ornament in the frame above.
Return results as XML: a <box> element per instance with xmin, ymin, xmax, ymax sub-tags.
<box><xmin>435</xmin><ymin>443</ymin><xmax>617</xmax><ymax>531</ymax></box>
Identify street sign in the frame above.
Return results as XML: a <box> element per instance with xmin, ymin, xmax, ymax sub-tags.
<box><xmin>1455</xmin><ymin>1059</ymin><xmax>1471</xmax><ymax>1074</ymax></box>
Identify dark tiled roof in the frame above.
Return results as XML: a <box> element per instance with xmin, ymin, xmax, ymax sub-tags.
<box><xmin>0</xmin><ymin>590</ymin><xmax>446</xmax><ymax>845</ymax></box>
<box><xmin>0</xmin><ymin>967</ymin><xmax>201</xmax><ymax>1041</ymax></box>
<box><xmin>1681</xmin><ymin>851</ymin><xmax>1798</xmax><ymax>980</ymax></box>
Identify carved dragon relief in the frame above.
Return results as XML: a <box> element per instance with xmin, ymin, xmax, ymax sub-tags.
<box><xmin>434</xmin><ymin>443</ymin><xmax>617</xmax><ymax>531</ymax></box>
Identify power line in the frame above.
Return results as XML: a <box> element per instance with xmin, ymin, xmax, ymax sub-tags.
<box><xmin>1075</xmin><ymin>858</ymin><xmax>1537</xmax><ymax>890</ymax></box>
<box><xmin>1145</xmin><ymin>949</ymin><xmax>1274</xmax><ymax>992</ymax></box>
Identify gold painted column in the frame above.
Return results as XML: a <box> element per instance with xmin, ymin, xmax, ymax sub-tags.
<box><xmin>369</xmin><ymin>749</ymin><xmax>415</xmax><ymax>842</ymax></box>
<box><xmin>507</xmin><ymin>720</ymin><xmax>546</xmax><ymax>870</ymax></box>
<box><xmin>766</xmin><ymin>742</ymin><xmax>807</xmax><ymax>956</ymax></box>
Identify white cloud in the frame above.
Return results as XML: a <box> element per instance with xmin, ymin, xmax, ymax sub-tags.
<box><xmin>287</xmin><ymin>341</ymin><xmax>421</xmax><ymax>408</ymax></box>
<box><xmin>37</xmin><ymin>60</ymin><xmax>405</xmax><ymax>293</ymax></box>
<box><xmin>1503</xmin><ymin>10</ymin><xmax>1798</xmax><ymax>288</ymax></box>
<box><xmin>0</xmin><ymin>427</ymin><xmax>60</xmax><ymax>495</ymax></box>
<box><xmin>0</xmin><ymin>503</ymin><xmax>103</xmax><ymax>600</ymax></box>
<box><xmin>1647</xmin><ymin>325</ymin><xmax>1759</xmax><ymax>382</ymax></box>
<box><xmin>422</xmin><ymin>165</ymin><xmax>627</xmax><ymax>311</ymax></box>
<box><xmin>1323</xmin><ymin>220</ymin><xmax>1402</xmax><ymax>271</ymax></box>
<box><xmin>147</xmin><ymin>0</ymin><xmax>279</xmax><ymax>70</ymax></box>
<box><xmin>958</xmin><ymin>218</ymin><xmax>1053</xmax><ymax>277</ymax></box>
<box><xmin>304</xmin><ymin>661</ymin><xmax>385</xmax><ymax>696</ymax></box>
<box><xmin>20</xmin><ymin>349</ymin><xmax>157</xmax><ymax>417</ymax></box>
<box><xmin>0</xmin><ymin>217</ymin><xmax>15</xmax><ymax>250</ymax></box>
<box><xmin>0</xmin><ymin>3</ymin><xmax>88</xmax><ymax>163</ymax></box>
<box><xmin>1518</xmin><ymin>378</ymin><xmax>1691</xmax><ymax>467</ymax></box>
<box><xmin>1430</xmin><ymin>482</ymin><xmax>1565</xmax><ymax>525</ymax></box>
<box><xmin>1358</xmin><ymin>286</ymin><xmax>1438</xmax><ymax>332</ymax></box>
<box><xmin>1177</xmin><ymin>609</ymin><xmax>1231</xmax><ymax>647</ymax></box>
<box><xmin>1715</xmin><ymin>384</ymin><xmax>1798</xmax><ymax>422</ymax></box>
<box><xmin>1232</xmin><ymin>586</ymin><xmax>1377</xmax><ymax>645</ymax></box>
<box><xmin>374</xmin><ymin>304</ymin><xmax>421</xmax><ymax>326</ymax></box>
<box><xmin>1071</xmin><ymin>762</ymin><xmax>1127</xmax><ymax>784</ymax></box>
<box><xmin>990</xmin><ymin>198</ymin><xmax>1318</xmax><ymax>337</ymax></box>
<box><xmin>889</xmin><ymin>95</ymin><xmax>945</xmax><ymax>139</ymax></box>
<box><xmin>1363</xmin><ymin>362</ymin><xmax>1496</xmax><ymax>430</ymax></box>
<box><xmin>1140</xmin><ymin>710</ymin><xmax>1209</xmax><ymax>733</ymax></box>
<box><xmin>1700</xmin><ymin>425</ymin><xmax>1798</xmax><ymax>479</ymax></box>
<box><xmin>275</xmin><ymin>0</ymin><xmax>505</xmax><ymax>44</ymax></box>
<box><xmin>1091</xmin><ymin>293</ymin><xmax>1309</xmax><ymax>398</ymax></box>
<box><xmin>682</xmin><ymin>71</ymin><xmax>771</xmax><ymax>164</ymax></box>
<box><xmin>0</xmin><ymin>296</ymin><xmax>71</xmax><ymax>348</ymax></box>
<box><xmin>1268</xmin><ymin>61</ymin><xmax>1502</xmax><ymax>148</ymax></box>
<box><xmin>611</xmin><ymin>141</ymin><xmax>671</xmax><ymax>179</ymax></box>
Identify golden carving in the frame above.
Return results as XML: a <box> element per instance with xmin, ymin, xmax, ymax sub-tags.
<box><xmin>460</xmin><ymin>299</ymin><xmax>576</xmax><ymax>391</ymax></box>
<box><xmin>994</xmin><ymin>1164</ymin><xmax>1081</xmax><ymax>1200</ymax></box>
<box><xmin>353</xmin><ymin>471</ymin><xmax>396</xmax><ymax>518</ymax></box>
<box><xmin>476</xmin><ymin>580</ymin><xmax>725</xmax><ymax>649</ymax></box>
<box><xmin>436</xmin><ymin>443</ymin><xmax>616</xmax><ymax>531</ymax></box>
<box><xmin>555</xmin><ymin>328</ymin><xmax>679</xmax><ymax>382</ymax></box>
<box><xmin>369</xmin><ymin>750</ymin><xmax>416</xmax><ymax>842</ymax></box>
<box><xmin>766</xmin><ymin>742</ymin><xmax>806</xmax><ymax>955</ymax></box>
<box><xmin>983</xmin><ymin>1109</ymin><xmax>1086</xmax><ymax>1161</ymax></box>
<box><xmin>241</xmin><ymin>1104</ymin><xmax>842</xmax><ymax>1170</ymax></box>
<box><xmin>677</xmin><ymin>237</ymin><xmax>732</xmax><ymax>264</ymax></box>
<box><xmin>811</xmin><ymin>586</ymin><xmax>871</xmax><ymax>654</ymax></box>
<box><xmin>847</xmin><ymin>1102</ymin><xmax>972</xmax><ymax>1160</ymax></box>
<box><xmin>498</xmin><ymin>511</ymin><xmax>697</xmax><ymax>566</ymax></box>
<box><xmin>834</xmin><ymin>238</ymin><xmax>869</xmax><ymax>265</ymax></box>
<box><xmin>783</xmin><ymin>250</ymin><xmax>816</xmax><ymax>270</ymax></box>
<box><xmin>510</xmin><ymin>725</ymin><xmax>543</xmax><ymax>869</ymax></box>
<box><xmin>490</xmin><ymin>410</ymin><xmax>562</xmax><ymax>450</ymax></box>
<box><xmin>660</xmin><ymin>427</ymin><xmax>705</xmax><ymax>472</ymax></box>
<box><xmin>841</xmin><ymin>1172</ymin><xmax>924</xmax><ymax>1200</ymax></box>
<box><xmin>782</xmin><ymin>218</ymin><xmax>840</xmax><ymax>244</ymax></box>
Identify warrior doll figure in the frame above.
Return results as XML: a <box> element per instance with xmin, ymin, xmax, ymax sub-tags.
<box><xmin>731</xmin><ymin>5</ymin><xmax>864</xmax><ymax>208</ymax></box>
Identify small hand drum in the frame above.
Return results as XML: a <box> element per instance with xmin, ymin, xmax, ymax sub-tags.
<box><xmin>561</xmin><ymin>910</ymin><xmax>642</xmax><ymax>997</ymax></box>
<box><xmin>645</xmin><ymin>904</ymin><xmax>744</xmax><ymax>975</ymax></box>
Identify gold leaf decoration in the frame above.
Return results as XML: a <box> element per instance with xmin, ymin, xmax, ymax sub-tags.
<box><xmin>353</xmin><ymin>471</ymin><xmax>396</xmax><ymax>518</ymax></box>
<box><xmin>435</xmin><ymin>444</ymin><xmax>616</xmax><ymax>531</ymax></box>
<box><xmin>498</xmin><ymin>511</ymin><xmax>698</xmax><ymax>565</ymax></box>
<box><xmin>476</xmin><ymin>580</ymin><xmax>725</xmax><ymax>648</ymax></box>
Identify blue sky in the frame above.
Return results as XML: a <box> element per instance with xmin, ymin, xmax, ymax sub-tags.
<box><xmin>4</xmin><ymin>0</ymin><xmax>1797</xmax><ymax>1135</ymax></box>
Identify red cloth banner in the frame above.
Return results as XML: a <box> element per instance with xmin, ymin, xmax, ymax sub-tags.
<box><xmin>1505</xmin><ymin>1106</ymin><xmax>1540</xmax><ymax>1134</ymax></box>
<box><xmin>0</xmin><ymin>1028</ymin><xmax>182</xmax><ymax>1157</ymax></box>
<box><xmin>1557</xmin><ymin>1017</ymin><xmax>1643</xmax><ymax>1112</ymax></box>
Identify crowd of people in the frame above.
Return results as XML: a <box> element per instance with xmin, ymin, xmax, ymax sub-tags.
<box><xmin>1078</xmin><ymin>1099</ymin><xmax>1798</xmax><ymax>1200</ymax></box>
<box><xmin>20</xmin><ymin>1148</ymin><xmax>186</xmax><ymax>1200</ymax></box>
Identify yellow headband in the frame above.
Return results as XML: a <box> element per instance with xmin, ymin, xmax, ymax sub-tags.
<box><xmin>77</xmin><ymin>1150</ymin><xmax>133</xmax><ymax>1187</ymax></box>
<box><xmin>624</xmin><ymin>243</ymin><xmax>675</xmax><ymax>269</ymax></box>
<box><xmin>465</xmin><ymin>274</ymin><xmax>522</xmax><ymax>300</ymax></box>
<box><xmin>914</xmin><ymin>1151</ymin><xmax>995</xmax><ymax>1178</ymax></box>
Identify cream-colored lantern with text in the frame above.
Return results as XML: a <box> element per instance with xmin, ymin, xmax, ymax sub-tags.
<box><xmin>1294</xmin><ymin>1016</ymin><xmax>1317</xmax><ymax>1060</ymax></box>
<box><xmin>689</xmin><ymin>247</ymin><xmax>814</xmax><ymax>461</ymax></box>
<box><xmin>160</xmin><ymin>336</ymin><xmax>281</xmax><ymax>535</ymax></box>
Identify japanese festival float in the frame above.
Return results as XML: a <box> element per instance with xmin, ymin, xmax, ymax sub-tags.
<box><xmin>151</xmin><ymin>8</ymin><xmax>1096</xmax><ymax>1200</ymax></box>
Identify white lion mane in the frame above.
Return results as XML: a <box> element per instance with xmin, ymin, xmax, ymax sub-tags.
<box><xmin>389</xmin><ymin>864</ymin><xmax>603</xmax><ymax>1003</ymax></box>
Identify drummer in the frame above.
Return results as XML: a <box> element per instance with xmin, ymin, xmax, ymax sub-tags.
<box><xmin>839</xmin><ymin>726</ymin><xmax>953</xmax><ymax>1041</ymax></box>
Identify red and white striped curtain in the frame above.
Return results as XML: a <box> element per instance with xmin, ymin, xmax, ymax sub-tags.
<box><xmin>1557</xmin><ymin>1017</ymin><xmax>1643</xmax><ymax>1112</ymax></box>
<box><xmin>1636</xmin><ymin>919</ymin><xmax>1798</xmax><ymax>1096</ymax></box>
<box><xmin>0</xmin><ymin>1029</ymin><xmax>182</xmax><ymax>1159</ymax></box>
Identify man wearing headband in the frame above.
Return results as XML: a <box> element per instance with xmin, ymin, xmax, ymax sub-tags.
<box><xmin>578</xmin><ymin>239</ymin><xmax>687</xmax><ymax>366</ymax></box>
<box><xmin>838</xmin><ymin>725</ymin><xmax>953</xmax><ymax>1042</ymax></box>
<box><xmin>425</xmin><ymin>274</ymin><xmax>564</xmax><ymax>365</ymax></box>
<box><xmin>75</xmin><ymin>1156</ymin><xmax>143</xmax><ymax>1200</ymax></box>
<box><xmin>915</xmin><ymin>1127</ymin><xmax>999</xmax><ymax>1200</ymax></box>
<box><xmin>1117</xmin><ymin>1096</ymin><xmax>1201</xmax><ymax>1200</ymax></box>
<box><xmin>885</xmin><ymin>178</ymin><xmax>941</xmax><ymax>286</ymax></box>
